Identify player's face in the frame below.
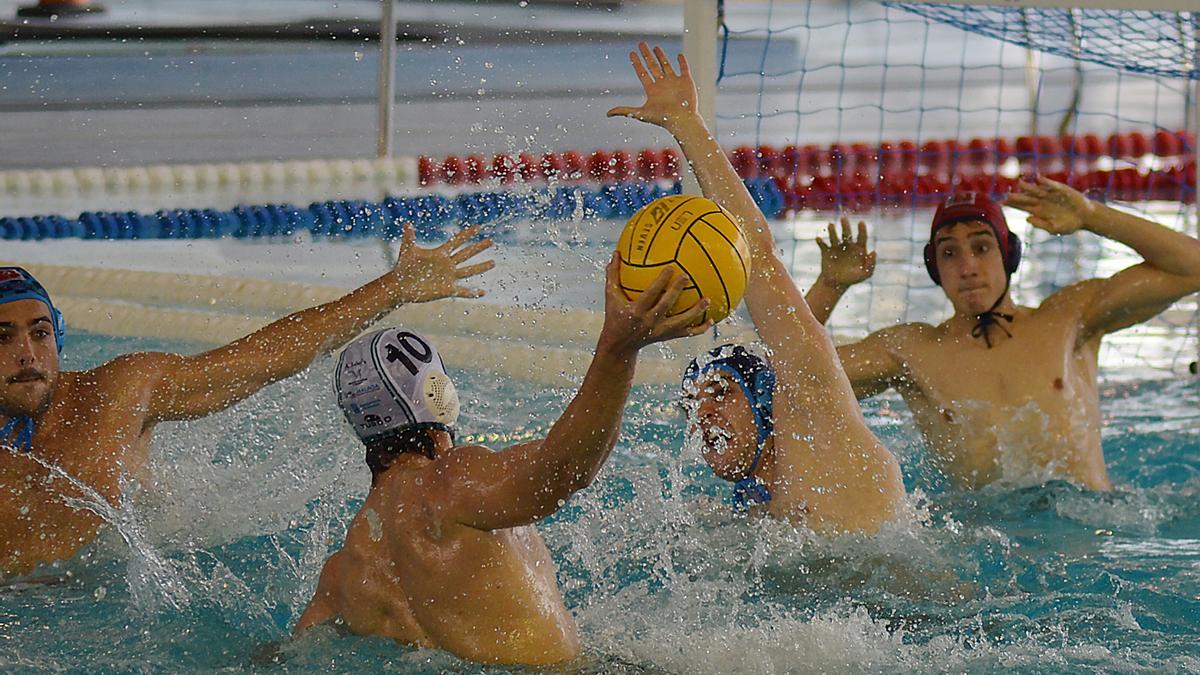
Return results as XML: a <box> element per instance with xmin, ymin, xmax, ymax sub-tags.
<box><xmin>934</xmin><ymin>221</ymin><xmax>1009</xmax><ymax>315</ymax></box>
<box><xmin>0</xmin><ymin>299</ymin><xmax>59</xmax><ymax>417</ymax></box>
<box><xmin>684</xmin><ymin>373</ymin><xmax>760</xmax><ymax>481</ymax></box>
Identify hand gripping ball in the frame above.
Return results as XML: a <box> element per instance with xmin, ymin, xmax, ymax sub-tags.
<box><xmin>617</xmin><ymin>195</ymin><xmax>751</xmax><ymax>323</ymax></box>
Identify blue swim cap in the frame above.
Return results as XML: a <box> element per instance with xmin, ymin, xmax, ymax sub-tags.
<box><xmin>0</xmin><ymin>267</ymin><xmax>65</xmax><ymax>353</ymax></box>
<box><xmin>682</xmin><ymin>344</ymin><xmax>776</xmax><ymax>508</ymax></box>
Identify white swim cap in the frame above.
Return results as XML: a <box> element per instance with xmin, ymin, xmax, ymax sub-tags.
<box><xmin>334</xmin><ymin>328</ymin><xmax>460</xmax><ymax>442</ymax></box>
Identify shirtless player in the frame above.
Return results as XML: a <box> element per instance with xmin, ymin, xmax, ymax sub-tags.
<box><xmin>295</xmin><ymin>257</ymin><xmax>710</xmax><ymax>665</ymax></box>
<box><xmin>0</xmin><ymin>223</ymin><xmax>493</xmax><ymax>577</ymax></box>
<box><xmin>813</xmin><ymin>179</ymin><xmax>1200</xmax><ymax>490</ymax></box>
<box><xmin>610</xmin><ymin>43</ymin><xmax>907</xmax><ymax>533</ymax></box>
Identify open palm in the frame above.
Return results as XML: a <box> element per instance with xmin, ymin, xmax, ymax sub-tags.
<box><xmin>1005</xmin><ymin>176</ymin><xmax>1093</xmax><ymax>235</ymax></box>
<box><xmin>817</xmin><ymin>217</ymin><xmax>876</xmax><ymax>287</ymax></box>
<box><xmin>392</xmin><ymin>222</ymin><xmax>495</xmax><ymax>302</ymax></box>
<box><xmin>607</xmin><ymin>42</ymin><xmax>699</xmax><ymax>131</ymax></box>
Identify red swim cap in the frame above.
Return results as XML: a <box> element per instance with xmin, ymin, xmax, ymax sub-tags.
<box><xmin>923</xmin><ymin>192</ymin><xmax>1021</xmax><ymax>284</ymax></box>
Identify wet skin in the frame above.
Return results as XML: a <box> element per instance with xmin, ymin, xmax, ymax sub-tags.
<box><xmin>0</xmin><ymin>299</ymin><xmax>157</xmax><ymax>576</ymax></box>
<box><xmin>295</xmin><ymin>439</ymin><xmax>581</xmax><ymax>667</ymax></box>
<box><xmin>0</xmin><ymin>224</ymin><xmax>497</xmax><ymax>577</ymax></box>
<box><xmin>296</xmin><ymin>255</ymin><xmax>712</xmax><ymax>666</ymax></box>
<box><xmin>684</xmin><ymin>373</ymin><xmax>761</xmax><ymax>482</ymax></box>
<box><xmin>826</xmin><ymin>168</ymin><xmax>1200</xmax><ymax>491</ymax></box>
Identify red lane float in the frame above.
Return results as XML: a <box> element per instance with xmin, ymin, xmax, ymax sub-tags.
<box><xmin>412</xmin><ymin>130</ymin><xmax>1196</xmax><ymax>214</ymax></box>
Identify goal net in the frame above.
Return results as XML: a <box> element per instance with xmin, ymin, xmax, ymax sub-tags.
<box><xmin>717</xmin><ymin>0</ymin><xmax>1199</xmax><ymax>375</ymax></box>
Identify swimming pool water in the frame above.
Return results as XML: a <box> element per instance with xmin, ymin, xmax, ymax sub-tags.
<box><xmin>1</xmin><ymin>329</ymin><xmax>1196</xmax><ymax>673</ymax></box>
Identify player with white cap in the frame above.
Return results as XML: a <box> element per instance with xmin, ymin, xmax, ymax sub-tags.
<box><xmin>296</xmin><ymin>255</ymin><xmax>712</xmax><ymax>666</ymax></box>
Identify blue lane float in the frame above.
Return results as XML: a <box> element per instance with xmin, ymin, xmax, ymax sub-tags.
<box><xmin>0</xmin><ymin>179</ymin><xmax>786</xmax><ymax>241</ymax></box>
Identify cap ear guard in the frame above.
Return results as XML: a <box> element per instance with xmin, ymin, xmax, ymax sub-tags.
<box><xmin>51</xmin><ymin>307</ymin><xmax>65</xmax><ymax>354</ymax></box>
<box><xmin>422</xmin><ymin>370</ymin><xmax>460</xmax><ymax>426</ymax></box>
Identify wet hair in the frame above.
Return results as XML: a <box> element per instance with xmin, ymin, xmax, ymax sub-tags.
<box><xmin>363</xmin><ymin>424</ymin><xmax>448</xmax><ymax>485</ymax></box>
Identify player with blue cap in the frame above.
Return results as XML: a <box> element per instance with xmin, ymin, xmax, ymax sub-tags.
<box><xmin>613</xmin><ymin>42</ymin><xmax>909</xmax><ymax>532</ymax></box>
<box><xmin>0</xmin><ymin>267</ymin><xmax>65</xmax><ymax>453</ymax></box>
<box><xmin>0</xmin><ymin>223</ymin><xmax>495</xmax><ymax>578</ymax></box>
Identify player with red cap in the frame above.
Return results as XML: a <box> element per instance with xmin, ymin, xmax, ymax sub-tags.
<box><xmin>922</xmin><ymin>192</ymin><xmax>1023</xmax><ymax>347</ymax></box>
<box><xmin>812</xmin><ymin>177</ymin><xmax>1200</xmax><ymax>491</ymax></box>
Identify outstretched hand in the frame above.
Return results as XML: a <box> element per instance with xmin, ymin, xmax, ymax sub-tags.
<box><xmin>606</xmin><ymin>42</ymin><xmax>699</xmax><ymax>131</ymax></box>
<box><xmin>1004</xmin><ymin>176</ymin><xmax>1095</xmax><ymax>235</ymax></box>
<box><xmin>391</xmin><ymin>222</ymin><xmax>496</xmax><ymax>302</ymax></box>
<box><xmin>599</xmin><ymin>253</ymin><xmax>712</xmax><ymax>355</ymax></box>
<box><xmin>817</xmin><ymin>217</ymin><xmax>876</xmax><ymax>288</ymax></box>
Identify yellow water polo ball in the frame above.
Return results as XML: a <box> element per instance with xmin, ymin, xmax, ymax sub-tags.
<box><xmin>617</xmin><ymin>194</ymin><xmax>751</xmax><ymax>324</ymax></box>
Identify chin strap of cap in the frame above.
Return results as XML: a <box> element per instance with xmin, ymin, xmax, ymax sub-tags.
<box><xmin>708</xmin><ymin>362</ymin><xmax>775</xmax><ymax>511</ymax></box>
<box><xmin>970</xmin><ymin>277</ymin><xmax>1014</xmax><ymax>349</ymax></box>
<box><xmin>0</xmin><ymin>416</ymin><xmax>35</xmax><ymax>453</ymax></box>
<box><xmin>732</xmin><ymin>475</ymin><xmax>771</xmax><ymax>510</ymax></box>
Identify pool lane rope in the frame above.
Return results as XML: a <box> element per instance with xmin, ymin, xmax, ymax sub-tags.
<box><xmin>1</xmin><ymin>180</ymin><xmax>791</xmax><ymax>242</ymax></box>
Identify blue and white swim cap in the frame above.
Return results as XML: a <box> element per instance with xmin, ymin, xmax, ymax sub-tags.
<box><xmin>682</xmin><ymin>344</ymin><xmax>776</xmax><ymax>508</ymax></box>
<box><xmin>334</xmin><ymin>328</ymin><xmax>459</xmax><ymax>443</ymax></box>
<box><xmin>0</xmin><ymin>267</ymin><xmax>65</xmax><ymax>353</ymax></box>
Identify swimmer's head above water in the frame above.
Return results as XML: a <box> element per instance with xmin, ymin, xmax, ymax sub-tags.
<box><xmin>681</xmin><ymin>344</ymin><xmax>775</xmax><ymax>508</ymax></box>
<box><xmin>924</xmin><ymin>193</ymin><xmax>1023</xmax><ymax>344</ymax></box>
<box><xmin>334</xmin><ymin>327</ymin><xmax>460</xmax><ymax>484</ymax></box>
<box><xmin>0</xmin><ymin>267</ymin><xmax>66</xmax><ymax>418</ymax></box>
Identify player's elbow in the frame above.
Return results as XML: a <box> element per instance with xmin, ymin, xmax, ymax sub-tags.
<box><xmin>1181</xmin><ymin>272</ymin><xmax>1200</xmax><ymax>295</ymax></box>
<box><xmin>560</xmin><ymin>465</ymin><xmax>598</xmax><ymax>498</ymax></box>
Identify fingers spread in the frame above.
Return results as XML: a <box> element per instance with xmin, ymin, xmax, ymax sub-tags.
<box><xmin>649</xmin><ymin>274</ymin><xmax>689</xmax><ymax>318</ymax></box>
<box><xmin>443</xmin><ymin>224</ymin><xmax>481</xmax><ymax>251</ymax></box>
<box><xmin>607</xmin><ymin>105</ymin><xmax>639</xmax><ymax>118</ymax></box>
<box><xmin>452</xmin><ymin>238</ymin><xmax>494</xmax><ymax>263</ymax></box>
<box><xmin>455</xmin><ymin>286</ymin><xmax>486</xmax><ymax>299</ymax></box>
<box><xmin>840</xmin><ymin>216</ymin><xmax>852</xmax><ymax>241</ymax></box>
<box><xmin>653</xmin><ymin>45</ymin><xmax>675</xmax><ymax>76</ymax></box>
<box><xmin>455</xmin><ymin>260</ymin><xmax>496</xmax><ymax>279</ymax></box>
<box><xmin>816</xmin><ymin>237</ymin><xmax>829</xmax><ymax>251</ymax></box>
<box><xmin>633</xmin><ymin>267</ymin><xmax>675</xmax><ymax>311</ymax></box>
<box><xmin>1036</xmin><ymin>174</ymin><xmax>1066</xmax><ymax>191</ymax></box>
<box><xmin>665</xmin><ymin>297</ymin><xmax>710</xmax><ymax>332</ymax></box>
<box><xmin>639</xmin><ymin>42</ymin><xmax>662</xmax><ymax>78</ymax></box>
<box><xmin>1003</xmin><ymin>194</ymin><xmax>1036</xmax><ymax>212</ymax></box>
<box><xmin>629</xmin><ymin>51</ymin><xmax>654</xmax><ymax>88</ymax></box>
<box><xmin>1017</xmin><ymin>181</ymin><xmax>1049</xmax><ymax>199</ymax></box>
<box><xmin>827</xmin><ymin>222</ymin><xmax>838</xmax><ymax>245</ymax></box>
<box><xmin>857</xmin><ymin>220</ymin><xmax>868</xmax><ymax>246</ymax></box>
<box><xmin>678</xmin><ymin>53</ymin><xmax>690</xmax><ymax>76</ymax></box>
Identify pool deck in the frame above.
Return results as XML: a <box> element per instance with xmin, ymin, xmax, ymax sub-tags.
<box><xmin>0</xmin><ymin>0</ymin><xmax>1184</xmax><ymax>176</ymax></box>
<box><xmin>0</xmin><ymin>0</ymin><xmax>670</xmax><ymax>43</ymax></box>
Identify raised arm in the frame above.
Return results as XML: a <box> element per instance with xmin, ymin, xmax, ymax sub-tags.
<box><xmin>1006</xmin><ymin>177</ymin><xmax>1200</xmax><ymax>342</ymax></box>
<box><xmin>608</xmin><ymin>43</ymin><xmax>843</xmax><ymax>385</ymax></box>
<box><xmin>807</xmin><ymin>217</ymin><xmax>876</xmax><ymax>324</ymax></box>
<box><xmin>139</xmin><ymin>223</ymin><xmax>494</xmax><ymax>424</ymax></box>
<box><xmin>436</xmin><ymin>256</ymin><xmax>712</xmax><ymax>531</ymax></box>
